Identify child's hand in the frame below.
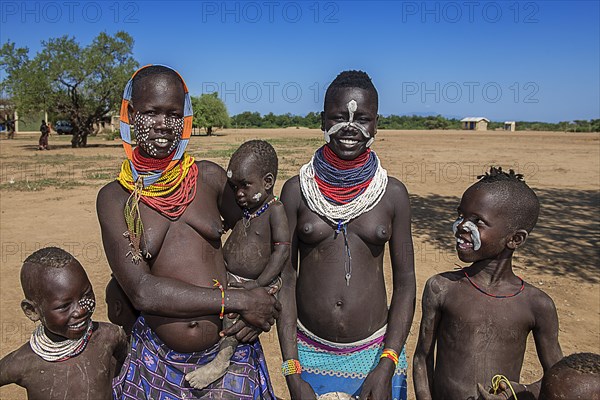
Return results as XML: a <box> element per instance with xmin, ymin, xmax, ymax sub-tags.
<box><xmin>477</xmin><ymin>382</ymin><xmax>511</xmax><ymax>400</ymax></box>
<box><xmin>229</xmin><ymin>280</ymin><xmax>259</xmax><ymax>290</ymax></box>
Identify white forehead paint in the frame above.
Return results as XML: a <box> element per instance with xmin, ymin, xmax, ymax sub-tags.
<box><xmin>323</xmin><ymin>99</ymin><xmax>374</xmax><ymax>147</ymax></box>
<box><xmin>347</xmin><ymin>100</ymin><xmax>357</xmax><ymax>123</ymax></box>
<box><xmin>252</xmin><ymin>192</ymin><xmax>262</xmax><ymax>201</ymax></box>
<box><xmin>226</xmin><ymin>170</ymin><xmax>233</xmax><ymax>178</ymax></box>
<box><xmin>453</xmin><ymin>218</ymin><xmax>482</xmax><ymax>251</ymax></box>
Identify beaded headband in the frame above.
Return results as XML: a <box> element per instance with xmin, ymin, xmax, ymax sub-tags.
<box><xmin>119</xmin><ymin>64</ymin><xmax>193</xmax><ymax>187</ymax></box>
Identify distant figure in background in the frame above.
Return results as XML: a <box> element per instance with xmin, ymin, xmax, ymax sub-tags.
<box><xmin>39</xmin><ymin>120</ymin><xmax>49</xmax><ymax>150</ymax></box>
<box><xmin>6</xmin><ymin>118</ymin><xmax>15</xmax><ymax>139</ymax></box>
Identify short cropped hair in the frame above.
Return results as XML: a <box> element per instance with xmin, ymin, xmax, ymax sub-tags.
<box><xmin>555</xmin><ymin>353</ymin><xmax>600</xmax><ymax>374</ymax></box>
<box><xmin>21</xmin><ymin>247</ymin><xmax>76</xmax><ymax>301</ymax></box>
<box><xmin>131</xmin><ymin>65</ymin><xmax>184</xmax><ymax>101</ymax></box>
<box><xmin>324</xmin><ymin>70</ymin><xmax>378</xmax><ymax>107</ymax></box>
<box><xmin>472</xmin><ymin>166</ymin><xmax>540</xmax><ymax>233</ymax></box>
<box><xmin>229</xmin><ymin>140</ymin><xmax>278</xmax><ymax>180</ymax></box>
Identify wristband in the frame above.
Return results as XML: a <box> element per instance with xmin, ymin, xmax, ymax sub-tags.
<box><xmin>380</xmin><ymin>348</ymin><xmax>399</xmax><ymax>366</ymax></box>
<box><xmin>213</xmin><ymin>279</ymin><xmax>225</xmax><ymax>319</ymax></box>
<box><xmin>282</xmin><ymin>359</ymin><xmax>302</xmax><ymax>376</ymax></box>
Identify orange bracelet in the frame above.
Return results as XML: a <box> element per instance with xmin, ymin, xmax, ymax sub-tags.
<box><xmin>380</xmin><ymin>348</ymin><xmax>399</xmax><ymax>366</ymax></box>
<box><xmin>213</xmin><ymin>279</ymin><xmax>225</xmax><ymax>319</ymax></box>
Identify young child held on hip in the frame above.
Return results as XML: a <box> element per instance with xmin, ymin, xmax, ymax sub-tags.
<box><xmin>0</xmin><ymin>247</ymin><xmax>128</xmax><ymax>400</ymax></box>
<box><xmin>413</xmin><ymin>167</ymin><xmax>563</xmax><ymax>400</ymax></box>
<box><xmin>185</xmin><ymin>140</ymin><xmax>289</xmax><ymax>389</ymax></box>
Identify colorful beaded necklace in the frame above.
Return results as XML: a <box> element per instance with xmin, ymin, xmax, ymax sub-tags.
<box><xmin>243</xmin><ymin>196</ymin><xmax>278</xmax><ymax>228</ymax></box>
<box><xmin>117</xmin><ymin>64</ymin><xmax>196</xmax><ymax>263</ymax></box>
<box><xmin>299</xmin><ymin>145</ymin><xmax>388</xmax><ymax>285</ymax></box>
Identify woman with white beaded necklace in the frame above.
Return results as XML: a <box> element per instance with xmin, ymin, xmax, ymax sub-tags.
<box><xmin>277</xmin><ymin>70</ymin><xmax>416</xmax><ymax>400</ymax></box>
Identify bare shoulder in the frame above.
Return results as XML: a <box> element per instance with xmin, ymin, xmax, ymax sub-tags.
<box><xmin>94</xmin><ymin>321</ymin><xmax>126</xmax><ymax>341</ymax></box>
<box><xmin>281</xmin><ymin>175</ymin><xmax>300</xmax><ymax>203</ymax></box>
<box><xmin>0</xmin><ymin>343</ymin><xmax>38</xmax><ymax>382</ymax></box>
<box><xmin>424</xmin><ymin>271</ymin><xmax>461</xmax><ymax>297</ymax></box>
<box><xmin>523</xmin><ymin>281</ymin><xmax>558</xmax><ymax>313</ymax></box>
<box><xmin>196</xmin><ymin>159</ymin><xmax>227</xmax><ymax>191</ymax></box>
<box><xmin>385</xmin><ymin>176</ymin><xmax>410</xmax><ymax>204</ymax></box>
<box><xmin>97</xmin><ymin>181</ymin><xmax>126</xmax><ymax>210</ymax></box>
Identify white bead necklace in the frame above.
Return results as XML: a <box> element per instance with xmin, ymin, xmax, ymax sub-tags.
<box><xmin>29</xmin><ymin>321</ymin><xmax>93</xmax><ymax>362</ymax></box>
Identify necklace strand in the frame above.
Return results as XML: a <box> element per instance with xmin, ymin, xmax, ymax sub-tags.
<box><xmin>243</xmin><ymin>196</ymin><xmax>278</xmax><ymax>228</ymax></box>
<box><xmin>463</xmin><ymin>270</ymin><xmax>525</xmax><ymax>298</ymax></box>
<box><xmin>29</xmin><ymin>321</ymin><xmax>93</xmax><ymax>362</ymax></box>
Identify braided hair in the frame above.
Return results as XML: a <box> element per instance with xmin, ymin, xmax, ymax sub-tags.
<box><xmin>472</xmin><ymin>166</ymin><xmax>540</xmax><ymax>232</ymax></box>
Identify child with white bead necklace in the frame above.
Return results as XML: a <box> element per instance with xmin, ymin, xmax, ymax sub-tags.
<box><xmin>0</xmin><ymin>247</ymin><xmax>128</xmax><ymax>400</ymax></box>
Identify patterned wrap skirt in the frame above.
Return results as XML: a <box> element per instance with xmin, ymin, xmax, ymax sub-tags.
<box><xmin>113</xmin><ymin>316</ymin><xmax>275</xmax><ymax>399</ymax></box>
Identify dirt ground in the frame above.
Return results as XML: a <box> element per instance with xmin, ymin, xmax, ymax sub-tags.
<box><xmin>1</xmin><ymin>129</ymin><xmax>598</xmax><ymax>399</ymax></box>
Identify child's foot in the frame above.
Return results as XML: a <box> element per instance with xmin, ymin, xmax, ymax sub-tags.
<box><xmin>185</xmin><ymin>337</ymin><xmax>237</xmax><ymax>389</ymax></box>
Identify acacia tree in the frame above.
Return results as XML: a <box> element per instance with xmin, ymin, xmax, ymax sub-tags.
<box><xmin>0</xmin><ymin>31</ymin><xmax>137</xmax><ymax>147</ymax></box>
<box><xmin>191</xmin><ymin>93</ymin><xmax>230</xmax><ymax>136</ymax></box>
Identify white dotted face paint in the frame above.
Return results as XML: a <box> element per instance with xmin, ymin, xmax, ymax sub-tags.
<box><xmin>227</xmin><ymin>170</ymin><xmax>233</xmax><ymax>178</ymax></box>
<box><xmin>453</xmin><ymin>217</ymin><xmax>482</xmax><ymax>250</ymax></box>
<box><xmin>78</xmin><ymin>297</ymin><xmax>96</xmax><ymax>314</ymax></box>
<box><xmin>134</xmin><ymin>113</ymin><xmax>184</xmax><ymax>157</ymax></box>
<box><xmin>252</xmin><ymin>192</ymin><xmax>262</xmax><ymax>201</ymax></box>
<box><xmin>323</xmin><ymin>99</ymin><xmax>374</xmax><ymax>147</ymax></box>
<box><xmin>164</xmin><ymin>115</ymin><xmax>184</xmax><ymax>153</ymax></box>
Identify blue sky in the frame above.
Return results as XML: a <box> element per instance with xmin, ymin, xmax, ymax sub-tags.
<box><xmin>2</xmin><ymin>0</ymin><xmax>599</xmax><ymax>122</ymax></box>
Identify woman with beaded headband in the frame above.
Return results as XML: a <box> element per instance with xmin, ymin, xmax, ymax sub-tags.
<box><xmin>277</xmin><ymin>70</ymin><xmax>415</xmax><ymax>400</ymax></box>
<box><xmin>97</xmin><ymin>64</ymin><xmax>279</xmax><ymax>399</ymax></box>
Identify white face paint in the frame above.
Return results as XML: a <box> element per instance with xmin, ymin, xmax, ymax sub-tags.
<box><xmin>252</xmin><ymin>192</ymin><xmax>262</xmax><ymax>201</ymax></box>
<box><xmin>452</xmin><ymin>217</ymin><xmax>482</xmax><ymax>250</ymax></box>
<box><xmin>323</xmin><ymin>99</ymin><xmax>374</xmax><ymax>147</ymax></box>
<box><xmin>226</xmin><ymin>170</ymin><xmax>233</xmax><ymax>178</ymax></box>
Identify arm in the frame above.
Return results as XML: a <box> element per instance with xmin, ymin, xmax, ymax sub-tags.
<box><xmin>256</xmin><ymin>202</ymin><xmax>289</xmax><ymax>287</ymax></box>
<box><xmin>96</xmin><ymin>182</ymin><xmax>276</xmax><ymax>331</ymax></box>
<box><xmin>0</xmin><ymin>349</ymin><xmax>23</xmax><ymax>387</ymax></box>
<box><xmin>360</xmin><ymin>178</ymin><xmax>417</xmax><ymax>400</ymax></box>
<box><xmin>413</xmin><ymin>277</ymin><xmax>444</xmax><ymax>400</ymax></box>
<box><xmin>525</xmin><ymin>291</ymin><xmax>563</xmax><ymax>397</ymax></box>
<box><xmin>277</xmin><ymin>178</ymin><xmax>317</xmax><ymax>400</ymax></box>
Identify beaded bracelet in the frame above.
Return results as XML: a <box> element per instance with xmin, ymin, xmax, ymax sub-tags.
<box><xmin>380</xmin><ymin>348</ymin><xmax>399</xmax><ymax>366</ymax></box>
<box><xmin>282</xmin><ymin>359</ymin><xmax>302</xmax><ymax>376</ymax></box>
<box><xmin>213</xmin><ymin>279</ymin><xmax>225</xmax><ymax>319</ymax></box>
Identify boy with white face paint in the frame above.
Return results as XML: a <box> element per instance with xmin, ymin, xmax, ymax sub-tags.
<box><xmin>413</xmin><ymin>167</ymin><xmax>563</xmax><ymax>400</ymax></box>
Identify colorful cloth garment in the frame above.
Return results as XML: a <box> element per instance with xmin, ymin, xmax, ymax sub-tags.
<box><xmin>297</xmin><ymin>320</ymin><xmax>407</xmax><ymax>400</ymax></box>
<box><xmin>113</xmin><ymin>316</ymin><xmax>275</xmax><ymax>400</ymax></box>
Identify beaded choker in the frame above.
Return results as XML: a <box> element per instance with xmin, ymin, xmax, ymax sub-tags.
<box><xmin>243</xmin><ymin>196</ymin><xmax>278</xmax><ymax>228</ymax></box>
<box><xmin>29</xmin><ymin>321</ymin><xmax>93</xmax><ymax>362</ymax></box>
<box><xmin>463</xmin><ymin>269</ymin><xmax>525</xmax><ymax>299</ymax></box>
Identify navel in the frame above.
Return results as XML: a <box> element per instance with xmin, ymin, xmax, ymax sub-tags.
<box><xmin>188</xmin><ymin>321</ymin><xmax>199</xmax><ymax>328</ymax></box>
<box><xmin>336</xmin><ymin>300</ymin><xmax>343</xmax><ymax>307</ymax></box>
